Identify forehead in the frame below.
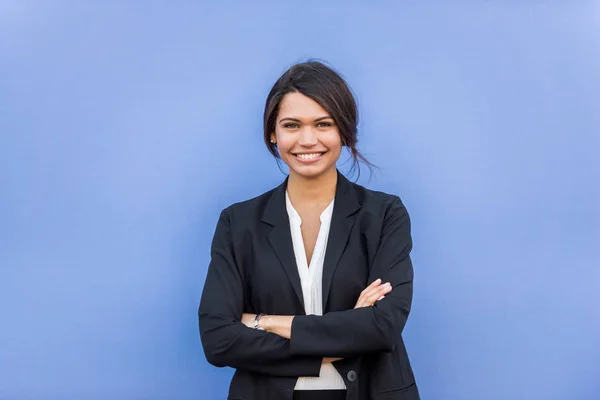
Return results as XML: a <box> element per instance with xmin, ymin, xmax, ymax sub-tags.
<box><xmin>278</xmin><ymin>92</ymin><xmax>330</xmax><ymax>119</ymax></box>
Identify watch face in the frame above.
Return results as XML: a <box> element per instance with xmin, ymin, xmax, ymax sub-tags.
<box><xmin>254</xmin><ymin>313</ymin><xmax>266</xmax><ymax>330</ymax></box>
<box><xmin>254</xmin><ymin>314</ymin><xmax>261</xmax><ymax>330</ymax></box>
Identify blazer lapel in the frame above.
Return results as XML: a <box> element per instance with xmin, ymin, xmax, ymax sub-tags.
<box><xmin>261</xmin><ymin>171</ymin><xmax>361</xmax><ymax>313</ymax></box>
<box><xmin>262</xmin><ymin>178</ymin><xmax>305</xmax><ymax>310</ymax></box>
<box><xmin>322</xmin><ymin>171</ymin><xmax>361</xmax><ymax>311</ymax></box>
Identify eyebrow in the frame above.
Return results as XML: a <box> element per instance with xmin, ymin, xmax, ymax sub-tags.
<box><xmin>278</xmin><ymin>116</ymin><xmax>333</xmax><ymax>123</ymax></box>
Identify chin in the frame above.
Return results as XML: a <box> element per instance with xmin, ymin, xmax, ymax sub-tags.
<box><xmin>289</xmin><ymin>164</ymin><xmax>336</xmax><ymax>179</ymax></box>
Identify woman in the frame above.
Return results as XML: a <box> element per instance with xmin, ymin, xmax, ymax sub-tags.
<box><xmin>198</xmin><ymin>61</ymin><xmax>419</xmax><ymax>400</ymax></box>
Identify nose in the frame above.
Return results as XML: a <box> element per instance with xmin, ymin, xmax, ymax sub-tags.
<box><xmin>298</xmin><ymin>126</ymin><xmax>318</xmax><ymax>147</ymax></box>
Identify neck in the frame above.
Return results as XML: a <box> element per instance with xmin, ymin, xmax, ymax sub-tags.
<box><xmin>287</xmin><ymin>168</ymin><xmax>338</xmax><ymax>206</ymax></box>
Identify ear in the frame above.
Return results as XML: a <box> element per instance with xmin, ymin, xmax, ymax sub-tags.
<box><xmin>270</xmin><ymin>132</ymin><xmax>277</xmax><ymax>144</ymax></box>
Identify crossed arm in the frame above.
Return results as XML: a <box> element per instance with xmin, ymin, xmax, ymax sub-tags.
<box><xmin>240</xmin><ymin>277</ymin><xmax>391</xmax><ymax>339</ymax></box>
<box><xmin>198</xmin><ymin>197</ymin><xmax>413</xmax><ymax>377</ymax></box>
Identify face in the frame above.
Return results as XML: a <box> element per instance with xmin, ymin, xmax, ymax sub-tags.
<box><xmin>271</xmin><ymin>92</ymin><xmax>343</xmax><ymax>180</ymax></box>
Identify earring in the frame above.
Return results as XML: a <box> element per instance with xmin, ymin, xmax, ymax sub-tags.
<box><xmin>270</xmin><ymin>139</ymin><xmax>276</xmax><ymax>144</ymax></box>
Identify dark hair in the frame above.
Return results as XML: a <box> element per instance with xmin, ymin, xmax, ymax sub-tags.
<box><xmin>263</xmin><ymin>60</ymin><xmax>374</xmax><ymax>179</ymax></box>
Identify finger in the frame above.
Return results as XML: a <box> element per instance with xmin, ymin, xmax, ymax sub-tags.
<box><xmin>364</xmin><ymin>278</ymin><xmax>382</xmax><ymax>291</ymax></box>
<box><xmin>363</xmin><ymin>282</ymin><xmax>391</xmax><ymax>301</ymax></box>
<box><xmin>355</xmin><ymin>279</ymin><xmax>387</xmax><ymax>308</ymax></box>
<box><xmin>355</xmin><ymin>292</ymin><xmax>372</xmax><ymax>308</ymax></box>
<box><xmin>355</xmin><ymin>294</ymin><xmax>367</xmax><ymax>308</ymax></box>
<box><xmin>378</xmin><ymin>282</ymin><xmax>393</xmax><ymax>298</ymax></box>
<box><xmin>365</xmin><ymin>283</ymin><xmax>392</xmax><ymax>306</ymax></box>
<box><xmin>368</xmin><ymin>290</ymin><xmax>385</xmax><ymax>305</ymax></box>
<box><xmin>358</xmin><ymin>284</ymin><xmax>377</xmax><ymax>303</ymax></box>
<box><xmin>356</xmin><ymin>288</ymin><xmax>375</xmax><ymax>307</ymax></box>
<box><xmin>359</xmin><ymin>292</ymin><xmax>377</xmax><ymax>307</ymax></box>
<box><xmin>362</xmin><ymin>280</ymin><xmax>387</xmax><ymax>296</ymax></box>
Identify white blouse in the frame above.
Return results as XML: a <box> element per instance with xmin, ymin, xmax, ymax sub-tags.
<box><xmin>286</xmin><ymin>191</ymin><xmax>347</xmax><ymax>391</ymax></box>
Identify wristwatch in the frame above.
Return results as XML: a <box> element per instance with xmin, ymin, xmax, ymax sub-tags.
<box><xmin>254</xmin><ymin>313</ymin><xmax>265</xmax><ymax>331</ymax></box>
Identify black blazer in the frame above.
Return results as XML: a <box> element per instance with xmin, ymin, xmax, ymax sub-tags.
<box><xmin>199</xmin><ymin>171</ymin><xmax>419</xmax><ymax>400</ymax></box>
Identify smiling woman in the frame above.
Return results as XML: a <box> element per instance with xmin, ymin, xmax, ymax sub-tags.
<box><xmin>263</xmin><ymin>61</ymin><xmax>372</xmax><ymax>181</ymax></box>
<box><xmin>198</xmin><ymin>61</ymin><xmax>420</xmax><ymax>400</ymax></box>
<box><xmin>272</xmin><ymin>92</ymin><xmax>343</xmax><ymax>183</ymax></box>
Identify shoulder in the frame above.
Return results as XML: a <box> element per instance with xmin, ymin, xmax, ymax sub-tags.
<box><xmin>350</xmin><ymin>181</ymin><xmax>412</xmax><ymax>246</ymax></box>
<box><xmin>350</xmin><ymin>180</ymin><xmax>408</xmax><ymax>218</ymax></box>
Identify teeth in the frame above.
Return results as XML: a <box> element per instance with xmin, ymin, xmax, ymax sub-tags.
<box><xmin>297</xmin><ymin>153</ymin><xmax>322</xmax><ymax>160</ymax></box>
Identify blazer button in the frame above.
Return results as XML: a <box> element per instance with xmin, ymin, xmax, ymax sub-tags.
<box><xmin>347</xmin><ymin>370</ymin><xmax>357</xmax><ymax>383</ymax></box>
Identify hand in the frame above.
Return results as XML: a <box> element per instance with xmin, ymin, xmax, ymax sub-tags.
<box><xmin>241</xmin><ymin>313</ymin><xmax>257</xmax><ymax>329</ymax></box>
<box><xmin>354</xmin><ymin>278</ymin><xmax>392</xmax><ymax>309</ymax></box>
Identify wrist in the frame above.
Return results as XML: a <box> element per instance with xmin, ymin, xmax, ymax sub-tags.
<box><xmin>254</xmin><ymin>313</ymin><xmax>266</xmax><ymax>331</ymax></box>
<box><xmin>259</xmin><ymin>314</ymin><xmax>271</xmax><ymax>331</ymax></box>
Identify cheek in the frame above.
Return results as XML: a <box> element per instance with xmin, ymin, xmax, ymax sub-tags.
<box><xmin>275</xmin><ymin>135</ymin><xmax>294</xmax><ymax>155</ymax></box>
<box><xmin>324</xmin><ymin>132</ymin><xmax>343</xmax><ymax>153</ymax></box>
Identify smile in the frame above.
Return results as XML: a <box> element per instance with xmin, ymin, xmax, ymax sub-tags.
<box><xmin>292</xmin><ymin>151</ymin><xmax>328</xmax><ymax>164</ymax></box>
<box><xmin>294</xmin><ymin>152</ymin><xmax>325</xmax><ymax>160</ymax></box>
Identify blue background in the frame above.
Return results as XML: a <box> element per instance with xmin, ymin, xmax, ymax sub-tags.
<box><xmin>1</xmin><ymin>1</ymin><xmax>599</xmax><ymax>399</ymax></box>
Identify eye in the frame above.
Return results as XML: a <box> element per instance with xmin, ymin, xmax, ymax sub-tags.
<box><xmin>283</xmin><ymin>123</ymin><xmax>299</xmax><ymax>129</ymax></box>
<box><xmin>316</xmin><ymin>121</ymin><xmax>333</xmax><ymax>128</ymax></box>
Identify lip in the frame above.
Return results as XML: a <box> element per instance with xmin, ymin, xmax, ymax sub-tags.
<box><xmin>292</xmin><ymin>151</ymin><xmax>327</xmax><ymax>164</ymax></box>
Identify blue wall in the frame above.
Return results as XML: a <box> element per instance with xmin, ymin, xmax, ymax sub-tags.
<box><xmin>1</xmin><ymin>1</ymin><xmax>599</xmax><ymax>399</ymax></box>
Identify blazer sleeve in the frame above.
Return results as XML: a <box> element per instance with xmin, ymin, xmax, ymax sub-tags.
<box><xmin>289</xmin><ymin>196</ymin><xmax>414</xmax><ymax>357</ymax></box>
<box><xmin>198</xmin><ymin>208</ymin><xmax>322</xmax><ymax>377</ymax></box>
